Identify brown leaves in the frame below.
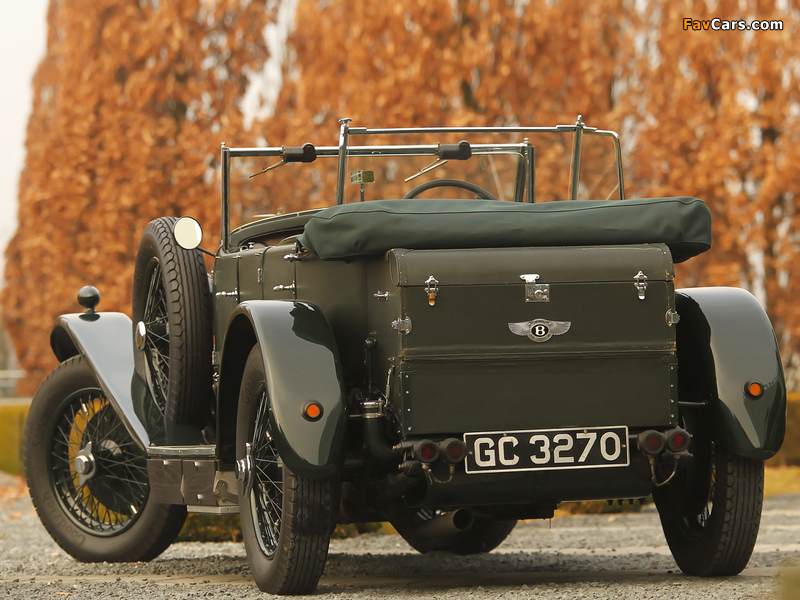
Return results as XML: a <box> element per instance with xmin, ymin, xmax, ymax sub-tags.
<box><xmin>3</xmin><ymin>0</ymin><xmax>800</xmax><ymax>391</ymax></box>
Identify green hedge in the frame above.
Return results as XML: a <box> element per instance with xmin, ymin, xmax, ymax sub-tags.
<box><xmin>0</xmin><ymin>404</ymin><xmax>28</xmax><ymax>475</ymax></box>
<box><xmin>2</xmin><ymin>396</ymin><xmax>799</xmax><ymax>478</ymax></box>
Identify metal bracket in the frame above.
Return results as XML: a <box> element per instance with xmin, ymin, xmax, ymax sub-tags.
<box><xmin>521</xmin><ymin>274</ymin><xmax>549</xmax><ymax>303</ymax></box>
<box><xmin>634</xmin><ymin>271</ymin><xmax>648</xmax><ymax>300</ymax></box>
<box><xmin>284</xmin><ymin>241</ymin><xmax>309</xmax><ymax>262</ymax></box>
<box><xmin>391</xmin><ymin>317</ymin><xmax>413</xmax><ymax>334</ymax></box>
<box><xmin>666</xmin><ymin>309</ymin><xmax>681</xmax><ymax>326</ymax></box>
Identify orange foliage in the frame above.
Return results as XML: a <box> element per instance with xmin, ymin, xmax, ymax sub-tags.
<box><xmin>2</xmin><ymin>0</ymin><xmax>800</xmax><ymax>392</ymax></box>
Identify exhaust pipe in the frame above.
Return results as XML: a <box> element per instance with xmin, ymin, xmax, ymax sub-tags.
<box><xmin>413</xmin><ymin>508</ymin><xmax>474</xmax><ymax>544</ymax></box>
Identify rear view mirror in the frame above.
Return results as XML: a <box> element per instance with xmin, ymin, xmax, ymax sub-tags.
<box><xmin>173</xmin><ymin>217</ymin><xmax>203</xmax><ymax>250</ymax></box>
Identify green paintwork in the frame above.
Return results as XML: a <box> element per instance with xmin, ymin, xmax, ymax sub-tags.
<box><xmin>49</xmin><ymin>312</ymin><xmax>207</xmax><ymax>447</ymax></box>
<box><xmin>221</xmin><ymin>300</ymin><xmax>346</xmax><ymax>477</ymax></box>
<box><xmin>50</xmin><ymin>312</ymin><xmax>151</xmax><ymax>449</ymax></box>
<box><xmin>676</xmin><ymin>288</ymin><xmax>786</xmax><ymax>459</ymax></box>
<box><xmin>378</xmin><ymin>245</ymin><xmax>678</xmax><ymax>436</ymax></box>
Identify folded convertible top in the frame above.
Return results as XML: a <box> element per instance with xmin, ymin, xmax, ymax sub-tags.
<box><xmin>298</xmin><ymin>197</ymin><xmax>711</xmax><ymax>263</ymax></box>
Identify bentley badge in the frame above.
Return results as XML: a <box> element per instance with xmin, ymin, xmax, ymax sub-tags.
<box><xmin>508</xmin><ymin>318</ymin><xmax>571</xmax><ymax>342</ymax></box>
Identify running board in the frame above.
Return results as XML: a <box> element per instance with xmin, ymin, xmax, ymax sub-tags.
<box><xmin>147</xmin><ymin>446</ymin><xmax>238</xmax><ymax>512</ymax></box>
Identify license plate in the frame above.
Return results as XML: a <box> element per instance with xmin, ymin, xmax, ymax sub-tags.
<box><xmin>463</xmin><ymin>426</ymin><xmax>629</xmax><ymax>474</ymax></box>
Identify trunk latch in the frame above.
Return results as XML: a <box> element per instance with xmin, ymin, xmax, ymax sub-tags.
<box><xmin>424</xmin><ymin>276</ymin><xmax>439</xmax><ymax>306</ymax></box>
<box><xmin>634</xmin><ymin>271</ymin><xmax>648</xmax><ymax>300</ymax></box>
<box><xmin>521</xmin><ymin>274</ymin><xmax>550</xmax><ymax>303</ymax></box>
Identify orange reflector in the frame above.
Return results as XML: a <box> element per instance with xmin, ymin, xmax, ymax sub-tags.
<box><xmin>303</xmin><ymin>402</ymin><xmax>323</xmax><ymax>421</ymax></box>
<box><xmin>745</xmin><ymin>381</ymin><xmax>763</xmax><ymax>398</ymax></box>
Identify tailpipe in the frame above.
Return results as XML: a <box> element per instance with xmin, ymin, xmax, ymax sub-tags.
<box><xmin>413</xmin><ymin>508</ymin><xmax>474</xmax><ymax>544</ymax></box>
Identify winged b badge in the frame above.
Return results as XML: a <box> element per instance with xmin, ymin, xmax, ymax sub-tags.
<box><xmin>508</xmin><ymin>318</ymin><xmax>571</xmax><ymax>343</ymax></box>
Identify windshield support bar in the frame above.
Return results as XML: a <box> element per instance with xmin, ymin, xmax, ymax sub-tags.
<box><xmin>336</xmin><ymin>118</ymin><xmax>352</xmax><ymax>205</ymax></box>
<box><xmin>221</xmin><ymin>142</ymin><xmax>231</xmax><ymax>252</ymax></box>
<box><xmin>525</xmin><ymin>139</ymin><xmax>535</xmax><ymax>203</ymax></box>
<box><xmin>569</xmin><ymin>116</ymin><xmax>585</xmax><ymax>200</ymax></box>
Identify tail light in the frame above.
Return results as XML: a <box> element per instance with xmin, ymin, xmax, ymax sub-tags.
<box><xmin>413</xmin><ymin>440</ymin><xmax>440</xmax><ymax>463</ymax></box>
<box><xmin>439</xmin><ymin>438</ymin><xmax>467</xmax><ymax>464</ymax></box>
<box><xmin>637</xmin><ymin>430</ymin><xmax>665</xmax><ymax>455</ymax></box>
<box><xmin>666</xmin><ymin>428</ymin><xmax>691</xmax><ymax>453</ymax></box>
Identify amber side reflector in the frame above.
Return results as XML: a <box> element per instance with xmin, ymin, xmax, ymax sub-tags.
<box><xmin>744</xmin><ymin>381</ymin><xmax>764</xmax><ymax>399</ymax></box>
<box><xmin>303</xmin><ymin>402</ymin><xmax>323</xmax><ymax>421</ymax></box>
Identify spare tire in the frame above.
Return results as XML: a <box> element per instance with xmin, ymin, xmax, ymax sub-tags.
<box><xmin>132</xmin><ymin>216</ymin><xmax>213</xmax><ymax>425</ymax></box>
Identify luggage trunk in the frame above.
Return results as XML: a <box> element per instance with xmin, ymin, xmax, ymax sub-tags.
<box><xmin>366</xmin><ymin>244</ymin><xmax>679</xmax><ymax>438</ymax></box>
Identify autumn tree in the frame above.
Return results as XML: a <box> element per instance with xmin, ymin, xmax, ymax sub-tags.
<box><xmin>625</xmin><ymin>0</ymin><xmax>800</xmax><ymax>387</ymax></box>
<box><xmin>1</xmin><ymin>0</ymin><xmax>274</xmax><ymax>394</ymax></box>
<box><xmin>4</xmin><ymin>0</ymin><xmax>800</xmax><ymax>392</ymax></box>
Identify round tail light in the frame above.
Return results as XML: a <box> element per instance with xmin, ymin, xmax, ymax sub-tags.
<box><xmin>439</xmin><ymin>438</ymin><xmax>467</xmax><ymax>464</ymax></box>
<box><xmin>667</xmin><ymin>428</ymin><xmax>691</xmax><ymax>453</ymax></box>
<box><xmin>637</xmin><ymin>430</ymin><xmax>666</xmax><ymax>455</ymax></box>
<box><xmin>414</xmin><ymin>440</ymin><xmax>440</xmax><ymax>463</ymax></box>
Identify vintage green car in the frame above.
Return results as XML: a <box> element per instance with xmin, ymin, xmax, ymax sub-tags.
<box><xmin>24</xmin><ymin>117</ymin><xmax>786</xmax><ymax>595</ymax></box>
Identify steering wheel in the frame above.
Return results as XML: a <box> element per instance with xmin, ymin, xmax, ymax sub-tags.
<box><xmin>402</xmin><ymin>178</ymin><xmax>499</xmax><ymax>200</ymax></box>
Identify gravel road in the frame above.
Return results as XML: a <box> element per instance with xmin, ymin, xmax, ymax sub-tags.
<box><xmin>1</xmin><ymin>470</ymin><xmax>797</xmax><ymax>599</ymax></box>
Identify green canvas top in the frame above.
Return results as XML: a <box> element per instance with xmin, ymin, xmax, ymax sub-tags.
<box><xmin>297</xmin><ymin>197</ymin><xmax>711</xmax><ymax>263</ymax></box>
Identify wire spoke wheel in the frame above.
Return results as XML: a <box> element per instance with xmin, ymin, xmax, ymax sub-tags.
<box><xmin>24</xmin><ymin>356</ymin><xmax>186</xmax><ymax>563</ymax></box>
<box><xmin>250</xmin><ymin>391</ymin><xmax>283</xmax><ymax>558</ymax></box>
<box><xmin>655</xmin><ymin>436</ymin><xmax>764</xmax><ymax>576</ymax></box>
<box><xmin>141</xmin><ymin>258</ymin><xmax>170</xmax><ymax>413</ymax></box>
<box><xmin>675</xmin><ymin>449</ymin><xmax>716</xmax><ymax>541</ymax></box>
<box><xmin>132</xmin><ymin>216</ymin><xmax>213</xmax><ymax>425</ymax></box>
<box><xmin>237</xmin><ymin>344</ymin><xmax>337</xmax><ymax>595</ymax></box>
<box><xmin>50</xmin><ymin>390</ymin><xmax>149</xmax><ymax>535</ymax></box>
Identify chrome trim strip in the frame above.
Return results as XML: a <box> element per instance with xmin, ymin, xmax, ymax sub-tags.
<box><xmin>147</xmin><ymin>445</ymin><xmax>216</xmax><ymax>458</ymax></box>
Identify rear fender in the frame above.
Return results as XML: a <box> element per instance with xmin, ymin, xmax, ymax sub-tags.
<box><xmin>676</xmin><ymin>287</ymin><xmax>786</xmax><ymax>459</ymax></box>
<box><xmin>217</xmin><ymin>300</ymin><xmax>345</xmax><ymax>478</ymax></box>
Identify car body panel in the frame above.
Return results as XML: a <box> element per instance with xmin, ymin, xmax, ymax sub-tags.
<box><xmin>676</xmin><ymin>287</ymin><xmax>786</xmax><ymax>459</ymax></box>
<box><xmin>50</xmin><ymin>312</ymin><xmax>209</xmax><ymax>448</ymax></box>
<box><xmin>359</xmin><ymin>244</ymin><xmax>679</xmax><ymax>436</ymax></box>
<box><xmin>218</xmin><ymin>300</ymin><xmax>346</xmax><ymax>477</ymax></box>
<box><xmin>50</xmin><ymin>312</ymin><xmax>151</xmax><ymax>449</ymax></box>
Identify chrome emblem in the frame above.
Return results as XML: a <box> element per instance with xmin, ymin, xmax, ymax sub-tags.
<box><xmin>508</xmin><ymin>318</ymin><xmax>571</xmax><ymax>342</ymax></box>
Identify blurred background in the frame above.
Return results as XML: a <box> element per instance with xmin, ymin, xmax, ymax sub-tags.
<box><xmin>0</xmin><ymin>0</ymin><xmax>798</xmax><ymax>475</ymax></box>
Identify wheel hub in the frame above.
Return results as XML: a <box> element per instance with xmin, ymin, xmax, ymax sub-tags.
<box><xmin>134</xmin><ymin>321</ymin><xmax>147</xmax><ymax>350</ymax></box>
<box><xmin>236</xmin><ymin>442</ymin><xmax>253</xmax><ymax>498</ymax></box>
<box><xmin>74</xmin><ymin>442</ymin><xmax>96</xmax><ymax>486</ymax></box>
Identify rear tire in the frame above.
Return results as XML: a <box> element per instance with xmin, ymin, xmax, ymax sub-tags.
<box><xmin>132</xmin><ymin>216</ymin><xmax>213</xmax><ymax>425</ymax></box>
<box><xmin>24</xmin><ymin>356</ymin><xmax>186</xmax><ymax>562</ymax></box>
<box><xmin>655</xmin><ymin>440</ymin><xmax>763</xmax><ymax>576</ymax></box>
<box><xmin>236</xmin><ymin>345</ymin><xmax>337</xmax><ymax>595</ymax></box>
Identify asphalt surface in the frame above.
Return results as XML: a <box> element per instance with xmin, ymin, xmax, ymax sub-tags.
<box><xmin>1</xmin><ymin>470</ymin><xmax>798</xmax><ymax>599</ymax></box>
